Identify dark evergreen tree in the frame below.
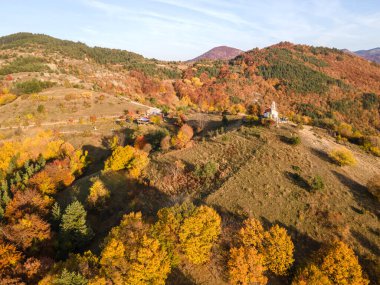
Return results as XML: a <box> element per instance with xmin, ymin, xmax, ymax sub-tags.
<box><xmin>59</xmin><ymin>201</ymin><xmax>93</xmax><ymax>253</ymax></box>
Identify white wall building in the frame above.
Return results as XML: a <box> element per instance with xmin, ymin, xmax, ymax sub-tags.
<box><xmin>263</xmin><ymin>101</ymin><xmax>279</xmax><ymax>121</ymax></box>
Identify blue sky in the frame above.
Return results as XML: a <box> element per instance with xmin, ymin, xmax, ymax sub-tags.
<box><xmin>1</xmin><ymin>0</ymin><xmax>379</xmax><ymax>60</ymax></box>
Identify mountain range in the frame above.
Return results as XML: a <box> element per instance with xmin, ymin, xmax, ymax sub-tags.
<box><xmin>354</xmin><ymin>47</ymin><xmax>380</xmax><ymax>63</ymax></box>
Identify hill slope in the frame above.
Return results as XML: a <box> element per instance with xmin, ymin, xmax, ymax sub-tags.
<box><xmin>189</xmin><ymin>46</ymin><xmax>243</xmax><ymax>61</ymax></box>
<box><xmin>0</xmin><ymin>34</ymin><xmax>379</xmax><ymax>134</ymax></box>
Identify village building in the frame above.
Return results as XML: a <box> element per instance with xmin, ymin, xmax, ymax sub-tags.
<box><xmin>146</xmin><ymin>107</ymin><xmax>162</xmax><ymax>116</ymax></box>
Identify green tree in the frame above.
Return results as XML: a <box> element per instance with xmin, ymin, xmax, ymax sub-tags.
<box><xmin>60</xmin><ymin>201</ymin><xmax>93</xmax><ymax>251</ymax></box>
<box><xmin>53</xmin><ymin>269</ymin><xmax>88</xmax><ymax>285</ymax></box>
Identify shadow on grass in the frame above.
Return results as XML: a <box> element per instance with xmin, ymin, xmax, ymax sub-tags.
<box><xmin>332</xmin><ymin>170</ymin><xmax>380</xmax><ymax>219</ymax></box>
<box><xmin>284</xmin><ymin>171</ymin><xmax>310</xmax><ymax>191</ymax></box>
<box><xmin>82</xmin><ymin>144</ymin><xmax>110</xmax><ymax>174</ymax></box>
<box><xmin>166</xmin><ymin>268</ymin><xmax>197</xmax><ymax>285</ymax></box>
<box><xmin>351</xmin><ymin>230</ymin><xmax>380</xmax><ymax>256</ymax></box>
<box><xmin>351</xmin><ymin>229</ymin><xmax>380</xmax><ymax>285</ymax></box>
<box><xmin>310</xmin><ymin>147</ymin><xmax>334</xmax><ymax>164</ymax></box>
<box><xmin>59</xmin><ymin>170</ymin><xmax>176</xmax><ymax>255</ymax></box>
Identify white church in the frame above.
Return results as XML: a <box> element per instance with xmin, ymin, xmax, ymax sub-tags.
<box><xmin>263</xmin><ymin>101</ymin><xmax>279</xmax><ymax>122</ymax></box>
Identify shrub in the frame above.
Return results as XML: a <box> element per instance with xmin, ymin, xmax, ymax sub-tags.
<box><xmin>150</xmin><ymin>115</ymin><xmax>163</xmax><ymax>125</ymax></box>
<box><xmin>37</xmin><ymin>104</ymin><xmax>45</xmax><ymax>113</ymax></box>
<box><xmin>328</xmin><ymin>148</ymin><xmax>356</xmax><ymax>166</ymax></box>
<box><xmin>13</xmin><ymin>79</ymin><xmax>55</xmax><ymax>94</ymax></box>
<box><xmin>194</xmin><ymin>161</ymin><xmax>219</xmax><ymax>180</ymax></box>
<box><xmin>284</xmin><ymin>135</ymin><xmax>301</xmax><ymax>145</ymax></box>
<box><xmin>0</xmin><ymin>93</ymin><xmax>17</xmax><ymax>105</ymax></box>
<box><xmin>0</xmin><ymin>56</ymin><xmax>50</xmax><ymax>75</ymax></box>
<box><xmin>309</xmin><ymin>175</ymin><xmax>324</xmax><ymax>191</ymax></box>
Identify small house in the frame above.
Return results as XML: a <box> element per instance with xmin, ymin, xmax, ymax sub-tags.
<box><xmin>136</xmin><ymin>117</ymin><xmax>150</xmax><ymax>124</ymax></box>
<box><xmin>146</xmin><ymin>107</ymin><xmax>162</xmax><ymax>116</ymax></box>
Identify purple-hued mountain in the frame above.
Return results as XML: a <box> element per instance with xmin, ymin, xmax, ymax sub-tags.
<box><xmin>354</xmin><ymin>48</ymin><xmax>380</xmax><ymax>63</ymax></box>
<box><xmin>190</xmin><ymin>46</ymin><xmax>243</xmax><ymax>61</ymax></box>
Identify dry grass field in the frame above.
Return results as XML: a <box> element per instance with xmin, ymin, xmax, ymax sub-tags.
<box><xmin>145</xmin><ymin>122</ymin><xmax>379</xmax><ymax>284</ymax></box>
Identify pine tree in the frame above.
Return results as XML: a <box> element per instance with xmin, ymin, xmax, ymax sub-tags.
<box><xmin>1</xmin><ymin>182</ymin><xmax>10</xmax><ymax>206</ymax></box>
<box><xmin>14</xmin><ymin>172</ymin><xmax>21</xmax><ymax>184</ymax></box>
<box><xmin>37</xmin><ymin>154</ymin><xmax>46</xmax><ymax>168</ymax></box>
<box><xmin>60</xmin><ymin>201</ymin><xmax>93</xmax><ymax>251</ymax></box>
<box><xmin>0</xmin><ymin>204</ymin><xmax>4</xmax><ymax>219</ymax></box>
<box><xmin>52</xmin><ymin>202</ymin><xmax>61</xmax><ymax>221</ymax></box>
<box><xmin>53</xmin><ymin>269</ymin><xmax>88</xmax><ymax>285</ymax></box>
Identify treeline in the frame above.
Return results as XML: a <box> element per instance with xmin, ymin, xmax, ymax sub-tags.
<box><xmin>0</xmin><ymin>33</ymin><xmax>181</xmax><ymax>79</ymax></box>
<box><xmin>0</xmin><ymin>56</ymin><xmax>50</xmax><ymax>75</ymax></box>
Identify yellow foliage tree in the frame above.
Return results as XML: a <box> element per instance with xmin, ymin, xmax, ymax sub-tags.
<box><xmin>320</xmin><ymin>241</ymin><xmax>369</xmax><ymax>285</ymax></box>
<box><xmin>262</xmin><ymin>225</ymin><xmax>294</xmax><ymax>276</ymax></box>
<box><xmin>100</xmin><ymin>212</ymin><xmax>171</xmax><ymax>285</ymax></box>
<box><xmin>103</xmin><ymin>145</ymin><xmax>149</xmax><ymax>178</ymax></box>
<box><xmin>179</xmin><ymin>205</ymin><xmax>221</xmax><ymax>264</ymax></box>
<box><xmin>292</xmin><ymin>264</ymin><xmax>332</xmax><ymax>285</ymax></box>
<box><xmin>239</xmin><ymin>218</ymin><xmax>265</xmax><ymax>249</ymax></box>
<box><xmin>152</xmin><ymin>202</ymin><xmax>196</xmax><ymax>266</ymax></box>
<box><xmin>228</xmin><ymin>246</ymin><xmax>267</xmax><ymax>285</ymax></box>
<box><xmin>87</xmin><ymin>177</ymin><xmax>110</xmax><ymax>207</ymax></box>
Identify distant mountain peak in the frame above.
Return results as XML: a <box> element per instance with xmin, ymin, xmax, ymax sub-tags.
<box><xmin>189</xmin><ymin>46</ymin><xmax>243</xmax><ymax>62</ymax></box>
<box><xmin>354</xmin><ymin>47</ymin><xmax>380</xmax><ymax>63</ymax></box>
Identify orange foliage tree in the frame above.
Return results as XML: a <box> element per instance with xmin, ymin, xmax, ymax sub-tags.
<box><xmin>171</xmin><ymin>124</ymin><xmax>194</xmax><ymax>149</ymax></box>
<box><xmin>228</xmin><ymin>246</ymin><xmax>267</xmax><ymax>285</ymax></box>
